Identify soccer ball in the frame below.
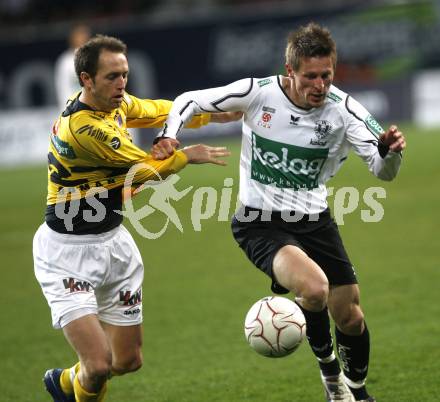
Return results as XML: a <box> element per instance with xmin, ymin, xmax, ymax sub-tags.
<box><xmin>244</xmin><ymin>296</ymin><xmax>306</xmax><ymax>358</ymax></box>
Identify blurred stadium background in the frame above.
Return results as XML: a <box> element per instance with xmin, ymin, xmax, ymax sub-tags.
<box><xmin>1</xmin><ymin>0</ymin><xmax>440</xmax><ymax>164</ymax></box>
<box><xmin>0</xmin><ymin>1</ymin><xmax>439</xmax><ymax>401</ymax></box>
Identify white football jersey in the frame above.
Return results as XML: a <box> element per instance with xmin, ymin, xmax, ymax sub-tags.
<box><xmin>159</xmin><ymin>75</ymin><xmax>402</xmax><ymax>214</ymax></box>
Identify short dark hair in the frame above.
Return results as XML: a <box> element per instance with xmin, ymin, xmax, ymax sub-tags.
<box><xmin>285</xmin><ymin>22</ymin><xmax>337</xmax><ymax>71</ymax></box>
<box><xmin>74</xmin><ymin>35</ymin><xmax>127</xmax><ymax>86</ymax></box>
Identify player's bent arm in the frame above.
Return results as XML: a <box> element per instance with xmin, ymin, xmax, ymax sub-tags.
<box><xmin>73</xmin><ymin>128</ymin><xmax>229</xmax><ymax>186</ymax></box>
<box><xmin>69</xmin><ymin>115</ymin><xmax>187</xmax><ymax>180</ymax></box>
<box><xmin>347</xmin><ymin>128</ymin><xmax>403</xmax><ymax>181</ymax></box>
<box><xmin>122</xmin><ymin>94</ymin><xmax>211</xmax><ymax>129</ymax></box>
<box><xmin>372</xmin><ymin>150</ymin><xmax>402</xmax><ymax>181</ymax></box>
<box><xmin>344</xmin><ymin>97</ymin><xmax>403</xmax><ymax>181</ymax></box>
<box><xmin>156</xmin><ymin>78</ymin><xmax>254</xmax><ymax>141</ymax></box>
<box><xmin>209</xmin><ymin>111</ymin><xmax>244</xmax><ymax>123</ymax></box>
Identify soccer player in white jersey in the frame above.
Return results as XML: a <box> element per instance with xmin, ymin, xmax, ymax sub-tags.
<box><xmin>152</xmin><ymin>22</ymin><xmax>406</xmax><ymax>402</ymax></box>
<box><xmin>33</xmin><ymin>35</ymin><xmax>238</xmax><ymax>402</ymax></box>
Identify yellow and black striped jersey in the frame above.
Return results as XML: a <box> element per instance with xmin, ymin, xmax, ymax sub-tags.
<box><xmin>45</xmin><ymin>92</ymin><xmax>210</xmax><ymax>234</ymax></box>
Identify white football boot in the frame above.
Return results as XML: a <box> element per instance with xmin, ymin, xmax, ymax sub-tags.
<box><xmin>320</xmin><ymin>372</ymin><xmax>356</xmax><ymax>402</ymax></box>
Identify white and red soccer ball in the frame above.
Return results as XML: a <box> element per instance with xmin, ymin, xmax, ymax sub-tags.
<box><xmin>244</xmin><ymin>296</ymin><xmax>306</xmax><ymax>358</ymax></box>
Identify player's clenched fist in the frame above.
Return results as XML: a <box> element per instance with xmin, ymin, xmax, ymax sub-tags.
<box><xmin>151</xmin><ymin>138</ymin><xmax>180</xmax><ymax>160</ymax></box>
<box><xmin>380</xmin><ymin>125</ymin><xmax>406</xmax><ymax>153</ymax></box>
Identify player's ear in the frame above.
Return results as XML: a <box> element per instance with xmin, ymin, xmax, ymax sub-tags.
<box><xmin>80</xmin><ymin>71</ymin><xmax>92</xmax><ymax>87</ymax></box>
<box><xmin>285</xmin><ymin>64</ymin><xmax>294</xmax><ymax>77</ymax></box>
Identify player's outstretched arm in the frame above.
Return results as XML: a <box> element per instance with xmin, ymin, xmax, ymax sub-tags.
<box><xmin>150</xmin><ymin>112</ymin><xmax>242</xmax><ymax>160</ymax></box>
<box><xmin>210</xmin><ymin>111</ymin><xmax>243</xmax><ymax>123</ymax></box>
<box><xmin>182</xmin><ymin>144</ymin><xmax>230</xmax><ymax>166</ymax></box>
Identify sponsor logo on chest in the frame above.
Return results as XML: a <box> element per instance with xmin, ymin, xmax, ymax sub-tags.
<box><xmin>76</xmin><ymin>124</ymin><xmax>109</xmax><ymax>142</ymax></box>
<box><xmin>251</xmin><ymin>132</ymin><xmax>328</xmax><ymax>189</ymax></box>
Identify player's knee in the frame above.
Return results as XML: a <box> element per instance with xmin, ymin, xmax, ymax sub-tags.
<box><xmin>82</xmin><ymin>354</ymin><xmax>113</xmax><ymax>383</ymax></box>
<box><xmin>337</xmin><ymin>306</ymin><xmax>365</xmax><ymax>335</ymax></box>
<box><xmin>112</xmin><ymin>350</ymin><xmax>143</xmax><ymax>375</ymax></box>
<box><xmin>301</xmin><ymin>279</ymin><xmax>329</xmax><ymax>311</ymax></box>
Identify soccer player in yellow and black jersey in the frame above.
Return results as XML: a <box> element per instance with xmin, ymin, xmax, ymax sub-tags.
<box><xmin>46</xmin><ymin>90</ymin><xmax>214</xmax><ymax>234</ymax></box>
<box><xmin>33</xmin><ymin>35</ymin><xmax>238</xmax><ymax>402</ymax></box>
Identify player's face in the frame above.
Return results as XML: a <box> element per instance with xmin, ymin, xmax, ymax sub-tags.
<box><xmin>287</xmin><ymin>56</ymin><xmax>334</xmax><ymax>109</ymax></box>
<box><xmin>87</xmin><ymin>50</ymin><xmax>129</xmax><ymax>112</ymax></box>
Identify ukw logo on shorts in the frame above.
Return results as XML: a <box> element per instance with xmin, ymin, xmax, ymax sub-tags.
<box><xmin>63</xmin><ymin>278</ymin><xmax>93</xmax><ymax>293</ymax></box>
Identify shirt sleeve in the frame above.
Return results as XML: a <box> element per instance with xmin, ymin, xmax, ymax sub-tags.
<box><xmin>344</xmin><ymin>96</ymin><xmax>402</xmax><ymax>181</ymax></box>
<box><xmin>156</xmin><ymin>78</ymin><xmax>255</xmax><ymax>140</ymax></box>
<box><xmin>122</xmin><ymin>93</ymin><xmax>211</xmax><ymax>129</ymax></box>
<box><xmin>71</xmin><ymin>114</ymin><xmax>188</xmax><ymax>184</ymax></box>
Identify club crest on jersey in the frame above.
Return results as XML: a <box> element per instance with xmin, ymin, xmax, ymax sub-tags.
<box><xmin>311</xmin><ymin>120</ymin><xmax>333</xmax><ymax>145</ymax></box>
<box><xmin>258</xmin><ymin>110</ymin><xmax>273</xmax><ymax>129</ymax></box>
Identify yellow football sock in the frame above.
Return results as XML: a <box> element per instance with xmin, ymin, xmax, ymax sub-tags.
<box><xmin>60</xmin><ymin>362</ymin><xmax>80</xmax><ymax>395</ymax></box>
<box><xmin>60</xmin><ymin>369</ymin><xmax>73</xmax><ymax>394</ymax></box>
<box><xmin>73</xmin><ymin>374</ymin><xmax>107</xmax><ymax>402</ymax></box>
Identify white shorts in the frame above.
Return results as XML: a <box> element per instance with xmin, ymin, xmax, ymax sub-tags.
<box><xmin>33</xmin><ymin>223</ymin><xmax>144</xmax><ymax>329</ymax></box>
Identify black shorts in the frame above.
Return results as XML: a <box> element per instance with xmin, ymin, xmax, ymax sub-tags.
<box><xmin>231</xmin><ymin>206</ymin><xmax>357</xmax><ymax>294</ymax></box>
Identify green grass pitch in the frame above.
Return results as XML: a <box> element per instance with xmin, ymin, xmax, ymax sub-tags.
<box><xmin>0</xmin><ymin>125</ymin><xmax>438</xmax><ymax>401</ymax></box>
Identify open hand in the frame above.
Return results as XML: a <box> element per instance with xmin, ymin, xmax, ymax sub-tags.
<box><xmin>182</xmin><ymin>144</ymin><xmax>231</xmax><ymax>166</ymax></box>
